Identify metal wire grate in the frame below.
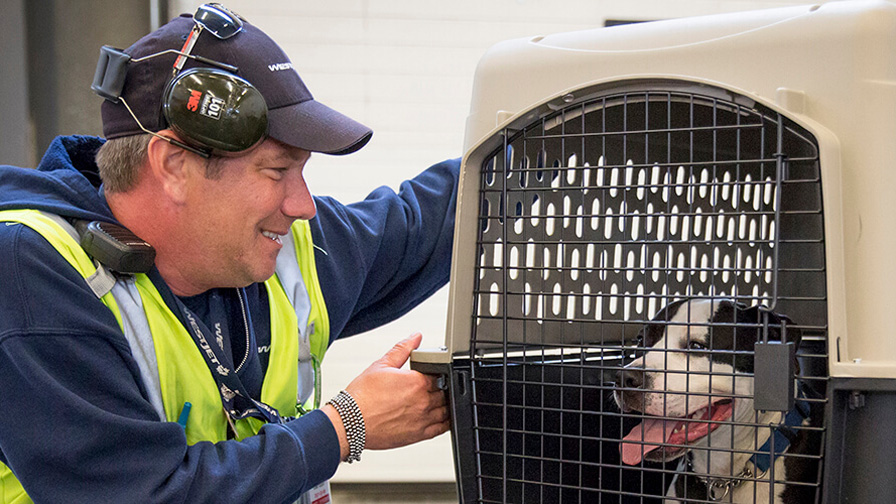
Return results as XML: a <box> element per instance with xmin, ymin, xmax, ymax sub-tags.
<box><xmin>456</xmin><ymin>82</ymin><xmax>828</xmax><ymax>503</ymax></box>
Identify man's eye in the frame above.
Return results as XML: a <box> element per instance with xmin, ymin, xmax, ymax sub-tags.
<box><xmin>266</xmin><ymin>168</ymin><xmax>287</xmax><ymax>179</ymax></box>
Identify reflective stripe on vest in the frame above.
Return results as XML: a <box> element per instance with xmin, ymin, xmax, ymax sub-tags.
<box><xmin>0</xmin><ymin>209</ymin><xmax>329</xmax><ymax>502</ymax></box>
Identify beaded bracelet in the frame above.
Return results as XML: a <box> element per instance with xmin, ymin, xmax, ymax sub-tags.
<box><xmin>327</xmin><ymin>390</ymin><xmax>366</xmax><ymax>463</ymax></box>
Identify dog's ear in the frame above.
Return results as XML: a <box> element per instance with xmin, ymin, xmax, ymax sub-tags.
<box><xmin>767</xmin><ymin>311</ymin><xmax>802</xmax><ymax>349</ymax></box>
<box><xmin>737</xmin><ymin>303</ymin><xmax>762</xmax><ymax>323</ymax></box>
<box><xmin>748</xmin><ymin>306</ymin><xmax>803</xmax><ymax>375</ymax></box>
<box><xmin>737</xmin><ymin>305</ymin><xmax>800</xmax><ymax>345</ymax></box>
<box><xmin>734</xmin><ymin>304</ymin><xmax>765</xmax><ymax>352</ymax></box>
<box><xmin>769</xmin><ymin>311</ymin><xmax>803</xmax><ymax>375</ymax></box>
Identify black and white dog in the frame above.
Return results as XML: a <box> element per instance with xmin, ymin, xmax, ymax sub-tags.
<box><xmin>613</xmin><ymin>298</ymin><xmax>820</xmax><ymax>504</ymax></box>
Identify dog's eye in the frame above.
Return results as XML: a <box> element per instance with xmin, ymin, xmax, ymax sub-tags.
<box><xmin>688</xmin><ymin>340</ymin><xmax>707</xmax><ymax>351</ymax></box>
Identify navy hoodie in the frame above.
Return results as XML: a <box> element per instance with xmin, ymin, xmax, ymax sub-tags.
<box><xmin>0</xmin><ymin>136</ymin><xmax>459</xmax><ymax>503</ymax></box>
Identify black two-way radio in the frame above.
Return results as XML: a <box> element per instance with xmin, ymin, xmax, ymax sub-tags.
<box><xmin>74</xmin><ymin>220</ymin><xmax>156</xmax><ymax>274</ymax></box>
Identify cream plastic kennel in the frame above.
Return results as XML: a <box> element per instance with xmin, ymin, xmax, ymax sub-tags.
<box><xmin>411</xmin><ymin>1</ymin><xmax>896</xmax><ymax>502</ymax></box>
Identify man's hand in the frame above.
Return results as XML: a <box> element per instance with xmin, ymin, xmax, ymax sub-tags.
<box><xmin>323</xmin><ymin>333</ymin><xmax>450</xmax><ymax>460</ymax></box>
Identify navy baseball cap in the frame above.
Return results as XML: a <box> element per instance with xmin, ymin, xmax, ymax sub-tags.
<box><xmin>100</xmin><ymin>8</ymin><xmax>372</xmax><ymax>155</ymax></box>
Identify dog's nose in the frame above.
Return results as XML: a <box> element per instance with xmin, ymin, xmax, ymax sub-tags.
<box><xmin>616</xmin><ymin>368</ymin><xmax>645</xmax><ymax>389</ymax></box>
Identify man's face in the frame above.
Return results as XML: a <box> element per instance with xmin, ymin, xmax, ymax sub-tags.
<box><xmin>181</xmin><ymin>138</ymin><xmax>315</xmax><ymax>292</ymax></box>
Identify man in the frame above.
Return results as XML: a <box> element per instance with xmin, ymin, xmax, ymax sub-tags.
<box><xmin>0</xmin><ymin>4</ymin><xmax>456</xmax><ymax>503</ymax></box>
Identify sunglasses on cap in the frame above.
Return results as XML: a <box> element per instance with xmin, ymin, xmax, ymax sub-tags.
<box><xmin>173</xmin><ymin>3</ymin><xmax>245</xmax><ymax>75</ymax></box>
<box><xmin>195</xmin><ymin>3</ymin><xmax>244</xmax><ymax>38</ymax></box>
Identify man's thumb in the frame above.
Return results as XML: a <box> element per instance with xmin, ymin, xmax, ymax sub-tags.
<box><xmin>381</xmin><ymin>333</ymin><xmax>423</xmax><ymax>368</ymax></box>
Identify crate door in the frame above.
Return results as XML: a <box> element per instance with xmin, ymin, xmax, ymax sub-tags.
<box><xmin>457</xmin><ymin>81</ymin><xmax>828</xmax><ymax>503</ymax></box>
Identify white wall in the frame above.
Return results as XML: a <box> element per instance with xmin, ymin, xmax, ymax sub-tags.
<box><xmin>172</xmin><ymin>0</ymin><xmax>819</xmax><ymax>484</ymax></box>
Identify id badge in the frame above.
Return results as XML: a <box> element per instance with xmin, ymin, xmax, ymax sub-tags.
<box><xmin>295</xmin><ymin>480</ymin><xmax>331</xmax><ymax>504</ymax></box>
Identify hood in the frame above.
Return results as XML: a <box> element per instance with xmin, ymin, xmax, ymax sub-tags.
<box><xmin>0</xmin><ymin>136</ymin><xmax>116</xmax><ymax>223</ymax></box>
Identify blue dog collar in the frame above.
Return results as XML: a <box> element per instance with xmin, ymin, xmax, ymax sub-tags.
<box><xmin>750</xmin><ymin>397</ymin><xmax>811</xmax><ymax>473</ymax></box>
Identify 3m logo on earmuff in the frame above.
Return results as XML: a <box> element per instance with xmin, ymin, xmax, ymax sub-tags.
<box><xmin>186</xmin><ymin>89</ymin><xmax>226</xmax><ymax>120</ymax></box>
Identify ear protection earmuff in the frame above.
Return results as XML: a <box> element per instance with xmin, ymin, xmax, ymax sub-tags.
<box><xmin>162</xmin><ymin>67</ymin><xmax>267</xmax><ymax>153</ymax></box>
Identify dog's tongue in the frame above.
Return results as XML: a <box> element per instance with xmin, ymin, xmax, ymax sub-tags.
<box><xmin>620</xmin><ymin>418</ymin><xmax>673</xmax><ymax>465</ymax></box>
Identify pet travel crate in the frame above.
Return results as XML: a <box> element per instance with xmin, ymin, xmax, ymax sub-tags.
<box><xmin>411</xmin><ymin>1</ymin><xmax>896</xmax><ymax>502</ymax></box>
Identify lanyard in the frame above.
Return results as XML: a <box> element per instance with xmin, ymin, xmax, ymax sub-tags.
<box><xmin>145</xmin><ymin>269</ymin><xmax>319</xmax><ymax>430</ymax></box>
<box><xmin>174</xmin><ymin>287</ymin><xmax>286</xmax><ymax>427</ymax></box>
<box><xmin>296</xmin><ymin>354</ymin><xmax>322</xmax><ymax>416</ymax></box>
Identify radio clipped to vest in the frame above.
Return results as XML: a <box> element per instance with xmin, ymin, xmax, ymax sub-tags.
<box><xmin>74</xmin><ymin>220</ymin><xmax>156</xmax><ymax>274</ymax></box>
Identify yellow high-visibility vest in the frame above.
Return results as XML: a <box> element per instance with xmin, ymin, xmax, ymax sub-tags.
<box><xmin>0</xmin><ymin>209</ymin><xmax>330</xmax><ymax>503</ymax></box>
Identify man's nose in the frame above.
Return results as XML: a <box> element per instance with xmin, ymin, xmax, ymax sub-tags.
<box><xmin>282</xmin><ymin>173</ymin><xmax>316</xmax><ymax>220</ymax></box>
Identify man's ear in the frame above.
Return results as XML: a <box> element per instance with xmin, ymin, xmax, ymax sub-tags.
<box><xmin>146</xmin><ymin>131</ymin><xmax>193</xmax><ymax>204</ymax></box>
